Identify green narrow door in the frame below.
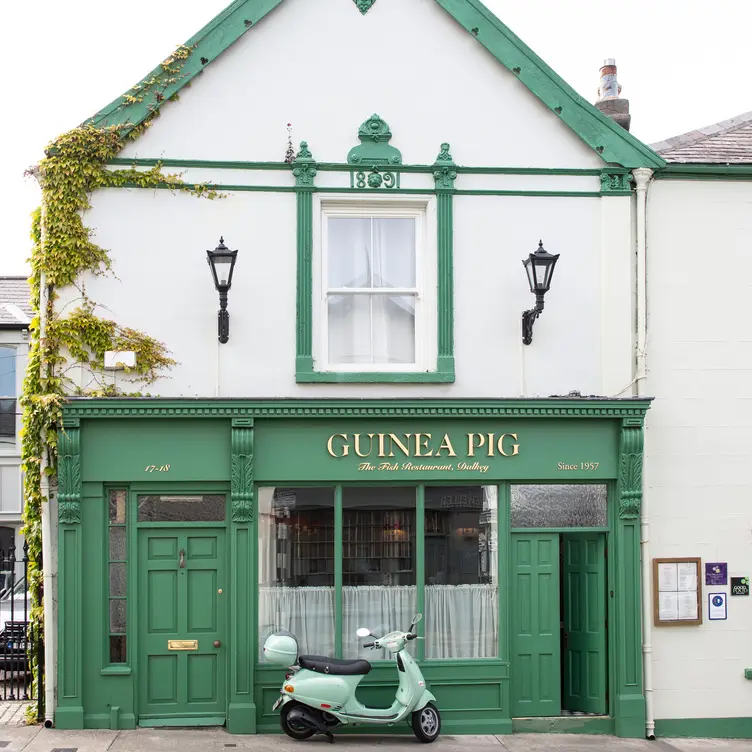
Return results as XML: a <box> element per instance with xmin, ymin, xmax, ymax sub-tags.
<box><xmin>138</xmin><ymin>528</ymin><xmax>227</xmax><ymax>725</ymax></box>
<box><xmin>511</xmin><ymin>534</ymin><xmax>561</xmax><ymax>717</ymax></box>
<box><xmin>562</xmin><ymin>533</ymin><xmax>607</xmax><ymax>715</ymax></box>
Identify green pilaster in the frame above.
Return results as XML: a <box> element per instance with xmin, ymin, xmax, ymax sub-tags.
<box><xmin>416</xmin><ymin>485</ymin><xmax>425</xmax><ymax>661</ymax></box>
<box><xmin>498</xmin><ymin>483</ymin><xmax>511</xmax><ymax>725</ymax></box>
<box><xmin>334</xmin><ymin>486</ymin><xmax>343</xmax><ymax>658</ymax></box>
<box><xmin>434</xmin><ymin>144</ymin><xmax>456</xmax><ymax>375</ymax></box>
<box><xmin>228</xmin><ymin>418</ymin><xmax>256</xmax><ymax>733</ymax></box>
<box><xmin>613</xmin><ymin>418</ymin><xmax>645</xmax><ymax>737</ymax></box>
<box><xmin>294</xmin><ymin>142</ymin><xmax>316</xmax><ymax>375</ymax></box>
<box><xmin>56</xmin><ymin>418</ymin><xmax>84</xmax><ymax>729</ymax></box>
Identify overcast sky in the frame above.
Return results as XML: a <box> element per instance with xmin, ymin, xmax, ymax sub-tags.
<box><xmin>0</xmin><ymin>1</ymin><xmax>743</xmax><ymax>275</ymax></box>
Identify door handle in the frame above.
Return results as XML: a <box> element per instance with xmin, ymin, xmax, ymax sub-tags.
<box><xmin>179</xmin><ymin>549</ymin><xmax>186</xmax><ymax>569</ymax></box>
<box><xmin>213</xmin><ymin>640</ymin><xmax>222</xmax><ymax>648</ymax></box>
<box><xmin>563</xmin><ymin>632</ymin><xmax>568</xmax><ymax>647</ymax></box>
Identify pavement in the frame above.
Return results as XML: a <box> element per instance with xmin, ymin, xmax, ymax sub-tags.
<box><xmin>0</xmin><ymin>706</ymin><xmax>751</xmax><ymax>752</ymax></box>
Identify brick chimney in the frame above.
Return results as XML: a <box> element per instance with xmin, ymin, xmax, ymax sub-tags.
<box><xmin>594</xmin><ymin>58</ymin><xmax>631</xmax><ymax>131</ymax></box>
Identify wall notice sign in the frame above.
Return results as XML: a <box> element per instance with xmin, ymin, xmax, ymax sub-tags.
<box><xmin>708</xmin><ymin>593</ymin><xmax>728</xmax><ymax>620</ymax></box>
<box><xmin>705</xmin><ymin>563</ymin><xmax>728</xmax><ymax>586</ymax></box>
<box><xmin>653</xmin><ymin>558</ymin><xmax>702</xmax><ymax>626</ymax></box>
<box><xmin>731</xmin><ymin>577</ymin><xmax>750</xmax><ymax>596</ymax></box>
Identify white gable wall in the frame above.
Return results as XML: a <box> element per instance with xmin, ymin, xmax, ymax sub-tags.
<box><xmin>646</xmin><ymin>178</ymin><xmax>752</xmax><ymax>720</ymax></box>
<box><xmin>119</xmin><ymin>0</ymin><xmax>603</xmax><ymax>169</ymax></box>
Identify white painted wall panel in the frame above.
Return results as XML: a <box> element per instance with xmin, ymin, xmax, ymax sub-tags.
<box><xmin>646</xmin><ymin>178</ymin><xmax>752</xmax><ymax>720</ymax></box>
<box><xmin>119</xmin><ymin>0</ymin><xmax>602</xmax><ymax>169</ymax></box>
<box><xmin>72</xmin><ymin>186</ymin><xmax>630</xmax><ymax>400</ymax></box>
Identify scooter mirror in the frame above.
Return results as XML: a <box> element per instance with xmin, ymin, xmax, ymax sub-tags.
<box><xmin>412</xmin><ymin>613</ymin><xmax>423</xmax><ymax>624</ymax></box>
<box><xmin>356</xmin><ymin>627</ymin><xmax>371</xmax><ymax>638</ymax></box>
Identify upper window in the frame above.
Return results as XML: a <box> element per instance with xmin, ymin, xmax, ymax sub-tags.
<box><xmin>0</xmin><ymin>345</ymin><xmax>16</xmax><ymax>444</ymax></box>
<box><xmin>314</xmin><ymin>198</ymin><xmax>437</xmax><ymax>374</ymax></box>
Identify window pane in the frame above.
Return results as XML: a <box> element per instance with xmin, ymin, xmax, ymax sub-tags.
<box><xmin>372</xmin><ymin>295</ymin><xmax>415</xmax><ymax>364</ymax></box>
<box><xmin>0</xmin><ymin>346</ymin><xmax>15</xmax><ymax>397</ymax></box>
<box><xmin>0</xmin><ymin>399</ymin><xmax>15</xmax><ymax>440</ymax></box>
<box><xmin>258</xmin><ymin>487</ymin><xmax>335</xmax><ymax>661</ymax></box>
<box><xmin>328</xmin><ymin>218</ymin><xmax>371</xmax><ymax>288</ymax></box>
<box><xmin>510</xmin><ymin>484</ymin><xmax>608</xmax><ymax>528</ymax></box>
<box><xmin>109</xmin><ymin>599</ymin><xmax>126</xmax><ymax>632</ymax></box>
<box><xmin>109</xmin><ymin>563</ymin><xmax>126</xmax><ymax>597</ymax></box>
<box><xmin>109</xmin><ymin>490</ymin><xmax>126</xmax><ymax>524</ymax></box>
<box><xmin>424</xmin><ymin>486</ymin><xmax>498</xmax><ymax>658</ymax></box>
<box><xmin>342</xmin><ymin>487</ymin><xmax>416</xmax><ymax>660</ymax></box>
<box><xmin>109</xmin><ymin>528</ymin><xmax>126</xmax><ymax>562</ymax></box>
<box><xmin>137</xmin><ymin>495</ymin><xmax>225</xmax><ymax>522</ymax></box>
<box><xmin>0</xmin><ymin>466</ymin><xmax>21</xmax><ymax>513</ymax></box>
<box><xmin>109</xmin><ymin>635</ymin><xmax>127</xmax><ymax>663</ymax></box>
<box><xmin>372</xmin><ymin>218</ymin><xmax>415</xmax><ymax>288</ymax></box>
<box><xmin>328</xmin><ymin>294</ymin><xmax>370</xmax><ymax>364</ymax></box>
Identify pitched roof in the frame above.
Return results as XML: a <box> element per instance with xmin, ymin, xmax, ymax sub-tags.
<box><xmin>83</xmin><ymin>0</ymin><xmax>663</xmax><ymax>170</ymax></box>
<box><xmin>651</xmin><ymin>111</ymin><xmax>752</xmax><ymax>164</ymax></box>
<box><xmin>0</xmin><ymin>277</ymin><xmax>32</xmax><ymax>328</ymax></box>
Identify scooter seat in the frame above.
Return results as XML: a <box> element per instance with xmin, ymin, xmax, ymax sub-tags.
<box><xmin>298</xmin><ymin>655</ymin><xmax>372</xmax><ymax>676</ymax></box>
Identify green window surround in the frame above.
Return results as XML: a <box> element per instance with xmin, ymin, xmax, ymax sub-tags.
<box><xmin>294</xmin><ymin>131</ymin><xmax>456</xmax><ymax>384</ymax></box>
<box><xmin>105</xmin><ymin>488</ymin><xmax>128</xmax><ymax>667</ymax></box>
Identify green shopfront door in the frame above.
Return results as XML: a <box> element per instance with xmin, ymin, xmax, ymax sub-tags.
<box><xmin>138</xmin><ymin>527</ymin><xmax>227</xmax><ymax>726</ymax></box>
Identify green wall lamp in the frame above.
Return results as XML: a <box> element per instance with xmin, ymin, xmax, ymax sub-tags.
<box><xmin>206</xmin><ymin>237</ymin><xmax>238</xmax><ymax>344</ymax></box>
<box><xmin>521</xmin><ymin>240</ymin><xmax>560</xmax><ymax>345</ymax></box>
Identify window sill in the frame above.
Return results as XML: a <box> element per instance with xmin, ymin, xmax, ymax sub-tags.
<box><xmin>296</xmin><ymin>357</ymin><xmax>455</xmax><ymax>384</ymax></box>
<box><xmin>101</xmin><ymin>665</ymin><xmax>132</xmax><ymax>676</ymax></box>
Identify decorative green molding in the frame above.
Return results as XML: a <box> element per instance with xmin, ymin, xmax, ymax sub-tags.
<box><xmin>600</xmin><ymin>170</ymin><xmax>632</xmax><ymax>195</ymax></box>
<box><xmin>433</xmin><ymin>142</ymin><xmax>458</xmax><ymax>191</ymax></box>
<box><xmin>434</xmin><ymin>143</ymin><xmax>456</xmax><ymax>375</ymax></box>
<box><xmin>292</xmin><ymin>141</ymin><xmax>317</xmax><ymax>189</ymax></box>
<box><xmin>348</xmin><ymin>114</ymin><xmax>401</xmax><ymax>189</ymax></box>
<box><xmin>231</xmin><ymin>419</ymin><xmax>254</xmax><ymax>522</ymax></box>
<box><xmin>353</xmin><ymin>0</ymin><xmax>377</xmax><ymax>13</ymax></box>
<box><xmin>58</xmin><ymin>424</ymin><xmax>82</xmax><ymax>524</ymax></box>
<box><xmin>618</xmin><ymin>421</ymin><xmax>644</xmax><ymax>519</ymax></box>
<box><xmin>654</xmin><ymin>164</ymin><xmax>752</xmax><ymax>180</ymax></box>
<box><xmin>63</xmin><ymin>397</ymin><xmax>653</xmax><ymax>420</ymax></box>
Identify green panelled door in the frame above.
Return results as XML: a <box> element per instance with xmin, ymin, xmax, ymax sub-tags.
<box><xmin>511</xmin><ymin>534</ymin><xmax>561</xmax><ymax>717</ymax></box>
<box><xmin>138</xmin><ymin>529</ymin><xmax>227</xmax><ymax>725</ymax></box>
<box><xmin>562</xmin><ymin>533</ymin><xmax>607</xmax><ymax>715</ymax></box>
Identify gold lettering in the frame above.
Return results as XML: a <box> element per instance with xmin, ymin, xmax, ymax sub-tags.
<box><xmin>388</xmin><ymin>433</ymin><xmax>411</xmax><ymax>457</ymax></box>
<box><xmin>498</xmin><ymin>433</ymin><xmax>519</xmax><ymax>457</ymax></box>
<box><xmin>487</xmin><ymin>433</ymin><xmax>495</xmax><ymax>457</ymax></box>
<box><xmin>353</xmin><ymin>433</ymin><xmax>375</xmax><ymax>458</ymax></box>
<box><xmin>327</xmin><ymin>434</ymin><xmax>349</xmax><ymax>457</ymax></box>
<box><xmin>414</xmin><ymin>433</ymin><xmax>433</xmax><ymax>457</ymax></box>
<box><xmin>467</xmin><ymin>433</ymin><xmax>485</xmax><ymax>457</ymax></box>
<box><xmin>378</xmin><ymin>433</ymin><xmax>387</xmax><ymax>458</ymax></box>
<box><xmin>436</xmin><ymin>433</ymin><xmax>457</xmax><ymax>457</ymax></box>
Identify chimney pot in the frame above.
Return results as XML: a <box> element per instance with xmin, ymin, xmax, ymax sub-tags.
<box><xmin>595</xmin><ymin>58</ymin><xmax>631</xmax><ymax>131</ymax></box>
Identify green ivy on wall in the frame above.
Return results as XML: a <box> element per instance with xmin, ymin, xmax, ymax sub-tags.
<box><xmin>20</xmin><ymin>45</ymin><xmax>218</xmax><ymax>721</ymax></box>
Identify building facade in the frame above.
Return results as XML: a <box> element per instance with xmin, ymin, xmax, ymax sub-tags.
<box><xmin>36</xmin><ymin>0</ymin><xmax>752</xmax><ymax>740</ymax></box>
<box><xmin>0</xmin><ymin>277</ymin><xmax>31</xmax><ymax>588</ymax></box>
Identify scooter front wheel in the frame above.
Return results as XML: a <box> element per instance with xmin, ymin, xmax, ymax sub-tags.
<box><xmin>411</xmin><ymin>702</ymin><xmax>441</xmax><ymax>743</ymax></box>
<box><xmin>280</xmin><ymin>701</ymin><xmax>316</xmax><ymax>740</ymax></box>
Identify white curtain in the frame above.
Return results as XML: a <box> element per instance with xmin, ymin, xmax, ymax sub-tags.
<box><xmin>258</xmin><ymin>585</ymin><xmax>497</xmax><ymax>662</ymax></box>
<box><xmin>327</xmin><ymin>217</ymin><xmax>416</xmax><ymax>365</ymax></box>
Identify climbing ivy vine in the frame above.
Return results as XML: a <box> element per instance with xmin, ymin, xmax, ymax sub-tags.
<box><xmin>20</xmin><ymin>44</ymin><xmax>216</xmax><ymax>721</ymax></box>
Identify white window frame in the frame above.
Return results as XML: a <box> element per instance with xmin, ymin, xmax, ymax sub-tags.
<box><xmin>0</xmin><ymin>344</ymin><xmax>17</xmax><ymax>446</ymax></box>
<box><xmin>312</xmin><ymin>195</ymin><xmax>438</xmax><ymax>374</ymax></box>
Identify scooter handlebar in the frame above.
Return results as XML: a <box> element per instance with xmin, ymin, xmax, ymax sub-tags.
<box><xmin>363</xmin><ymin>642</ymin><xmax>375</xmax><ymax>648</ymax></box>
<box><xmin>406</xmin><ymin>633</ymin><xmax>417</xmax><ymax>641</ymax></box>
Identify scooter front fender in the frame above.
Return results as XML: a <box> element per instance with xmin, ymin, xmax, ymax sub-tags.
<box><xmin>412</xmin><ymin>688</ymin><xmax>437</xmax><ymax>712</ymax></box>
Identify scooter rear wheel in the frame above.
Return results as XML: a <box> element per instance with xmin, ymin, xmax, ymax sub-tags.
<box><xmin>411</xmin><ymin>702</ymin><xmax>441</xmax><ymax>743</ymax></box>
<box><xmin>280</xmin><ymin>702</ymin><xmax>316</xmax><ymax>740</ymax></box>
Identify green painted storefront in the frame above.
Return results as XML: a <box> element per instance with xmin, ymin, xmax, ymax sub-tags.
<box><xmin>55</xmin><ymin>397</ymin><xmax>650</xmax><ymax>736</ymax></box>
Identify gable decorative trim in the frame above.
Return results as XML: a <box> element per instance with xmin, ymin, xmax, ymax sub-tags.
<box><xmin>84</xmin><ymin>0</ymin><xmax>663</xmax><ymax>169</ymax></box>
<box><xmin>353</xmin><ymin>0</ymin><xmax>377</xmax><ymax>13</ymax></box>
<box><xmin>348</xmin><ymin>114</ymin><xmax>402</xmax><ymax>189</ymax></box>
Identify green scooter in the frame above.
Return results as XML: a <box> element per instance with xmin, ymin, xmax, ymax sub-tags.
<box><xmin>264</xmin><ymin>613</ymin><xmax>440</xmax><ymax>743</ymax></box>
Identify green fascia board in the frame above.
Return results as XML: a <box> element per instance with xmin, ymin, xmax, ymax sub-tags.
<box><xmin>434</xmin><ymin>0</ymin><xmax>664</xmax><ymax>169</ymax></box>
<box><xmin>84</xmin><ymin>0</ymin><xmax>285</xmax><ymax>131</ymax></box>
<box><xmin>655</xmin><ymin>163</ymin><xmax>752</xmax><ymax>180</ymax></box>
<box><xmin>62</xmin><ymin>397</ymin><xmax>652</xmax><ymax>420</ymax></box>
<box><xmin>83</xmin><ymin>0</ymin><xmax>664</xmax><ymax>170</ymax></box>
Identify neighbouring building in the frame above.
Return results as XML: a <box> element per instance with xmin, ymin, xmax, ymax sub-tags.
<box><xmin>0</xmin><ymin>276</ymin><xmax>31</xmax><ymax>589</ymax></box>
<box><xmin>28</xmin><ymin>0</ymin><xmax>751</xmax><ymax>741</ymax></box>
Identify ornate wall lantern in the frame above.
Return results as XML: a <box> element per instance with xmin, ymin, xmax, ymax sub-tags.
<box><xmin>521</xmin><ymin>240</ymin><xmax>560</xmax><ymax>345</ymax></box>
<box><xmin>206</xmin><ymin>237</ymin><xmax>238</xmax><ymax>344</ymax></box>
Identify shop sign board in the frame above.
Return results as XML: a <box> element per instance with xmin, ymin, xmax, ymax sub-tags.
<box><xmin>731</xmin><ymin>577</ymin><xmax>750</xmax><ymax>596</ymax></box>
<box><xmin>705</xmin><ymin>563</ymin><xmax>728</xmax><ymax>586</ymax></box>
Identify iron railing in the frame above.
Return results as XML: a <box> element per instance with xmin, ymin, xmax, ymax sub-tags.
<box><xmin>0</xmin><ymin>540</ymin><xmax>40</xmax><ymax>705</ymax></box>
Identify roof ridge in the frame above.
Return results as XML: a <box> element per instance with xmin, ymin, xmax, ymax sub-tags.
<box><xmin>651</xmin><ymin>110</ymin><xmax>752</xmax><ymax>154</ymax></box>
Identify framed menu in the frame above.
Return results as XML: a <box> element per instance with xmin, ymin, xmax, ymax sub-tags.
<box><xmin>653</xmin><ymin>558</ymin><xmax>702</xmax><ymax>626</ymax></box>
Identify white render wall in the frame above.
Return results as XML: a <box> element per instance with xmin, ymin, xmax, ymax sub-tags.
<box><xmin>646</xmin><ymin>178</ymin><xmax>752</xmax><ymax>720</ymax></box>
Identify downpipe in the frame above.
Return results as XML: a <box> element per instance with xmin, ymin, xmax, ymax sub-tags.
<box><xmin>632</xmin><ymin>167</ymin><xmax>655</xmax><ymax>740</ymax></box>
